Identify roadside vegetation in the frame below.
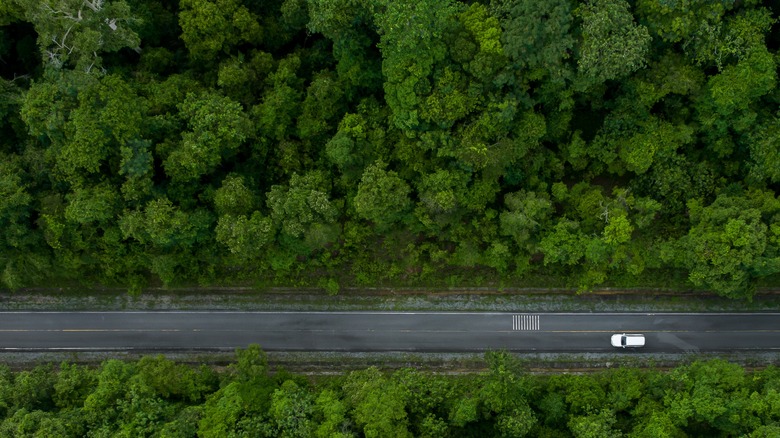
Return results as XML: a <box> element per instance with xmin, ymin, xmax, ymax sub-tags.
<box><xmin>0</xmin><ymin>346</ymin><xmax>778</xmax><ymax>437</ymax></box>
<box><xmin>2</xmin><ymin>0</ymin><xmax>780</xmax><ymax>299</ymax></box>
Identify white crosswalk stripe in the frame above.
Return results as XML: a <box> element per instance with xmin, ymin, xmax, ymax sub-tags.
<box><xmin>512</xmin><ymin>314</ymin><xmax>540</xmax><ymax>331</ymax></box>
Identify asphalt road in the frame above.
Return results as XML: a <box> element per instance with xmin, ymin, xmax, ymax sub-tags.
<box><xmin>0</xmin><ymin>312</ymin><xmax>778</xmax><ymax>353</ymax></box>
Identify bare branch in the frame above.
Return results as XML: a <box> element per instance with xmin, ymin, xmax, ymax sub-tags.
<box><xmin>51</xmin><ymin>26</ymin><xmax>75</xmax><ymax>55</ymax></box>
<box><xmin>83</xmin><ymin>0</ymin><xmax>104</xmax><ymax>12</ymax></box>
<box><xmin>44</xmin><ymin>4</ymin><xmax>81</xmax><ymax>22</ymax></box>
<box><xmin>599</xmin><ymin>201</ymin><xmax>610</xmax><ymax>223</ymax></box>
<box><xmin>45</xmin><ymin>51</ymin><xmax>64</xmax><ymax>69</ymax></box>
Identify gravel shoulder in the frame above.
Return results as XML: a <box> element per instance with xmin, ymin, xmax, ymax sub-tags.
<box><xmin>3</xmin><ymin>286</ymin><xmax>780</xmax><ymax>312</ymax></box>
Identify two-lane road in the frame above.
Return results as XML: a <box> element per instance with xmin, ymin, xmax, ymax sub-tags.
<box><xmin>0</xmin><ymin>312</ymin><xmax>778</xmax><ymax>353</ymax></box>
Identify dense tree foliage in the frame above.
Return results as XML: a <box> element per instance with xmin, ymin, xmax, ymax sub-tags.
<box><xmin>0</xmin><ymin>349</ymin><xmax>779</xmax><ymax>437</ymax></box>
<box><xmin>1</xmin><ymin>0</ymin><xmax>779</xmax><ymax>298</ymax></box>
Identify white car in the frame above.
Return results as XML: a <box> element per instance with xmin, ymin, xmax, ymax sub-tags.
<box><xmin>611</xmin><ymin>333</ymin><xmax>645</xmax><ymax>348</ymax></box>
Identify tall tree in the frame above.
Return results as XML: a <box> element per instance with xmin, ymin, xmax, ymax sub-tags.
<box><xmin>178</xmin><ymin>0</ymin><xmax>262</xmax><ymax>62</ymax></box>
<box><xmin>353</xmin><ymin>160</ymin><xmax>412</xmax><ymax>230</ymax></box>
<box><xmin>343</xmin><ymin>367</ymin><xmax>412</xmax><ymax>438</ymax></box>
<box><xmin>576</xmin><ymin>0</ymin><xmax>651</xmax><ymax>84</ymax></box>
<box><xmin>164</xmin><ymin>91</ymin><xmax>251</xmax><ymax>182</ymax></box>
<box><xmin>374</xmin><ymin>0</ymin><xmax>456</xmax><ymax>132</ymax></box>
<box><xmin>15</xmin><ymin>0</ymin><xmax>140</xmax><ymax>71</ymax></box>
<box><xmin>266</xmin><ymin>171</ymin><xmax>339</xmax><ymax>255</ymax></box>
<box><xmin>678</xmin><ymin>190</ymin><xmax>780</xmax><ymax>298</ymax></box>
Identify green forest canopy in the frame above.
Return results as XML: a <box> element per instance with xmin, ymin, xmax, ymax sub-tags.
<box><xmin>0</xmin><ymin>347</ymin><xmax>779</xmax><ymax>437</ymax></box>
<box><xmin>1</xmin><ymin>0</ymin><xmax>779</xmax><ymax>298</ymax></box>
